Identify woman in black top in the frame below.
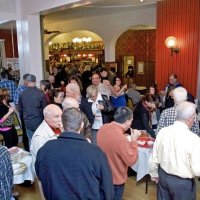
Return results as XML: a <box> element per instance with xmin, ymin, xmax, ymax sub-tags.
<box><xmin>51</xmin><ymin>89</ymin><xmax>64</xmax><ymax>109</ymax></box>
<box><xmin>131</xmin><ymin>93</ymin><xmax>156</xmax><ymax>138</ymax></box>
<box><xmin>0</xmin><ymin>88</ymin><xmax>18</xmax><ymax>148</ymax></box>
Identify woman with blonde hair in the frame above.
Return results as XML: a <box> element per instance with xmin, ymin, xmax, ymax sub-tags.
<box><xmin>87</xmin><ymin>85</ymin><xmax>114</xmax><ymax>144</ymax></box>
<box><xmin>0</xmin><ymin>88</ymin><xmax>18</xmax><ymax>147</ymax></box>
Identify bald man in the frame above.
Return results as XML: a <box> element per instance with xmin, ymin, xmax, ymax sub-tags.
<box><xmin>62</xmin><ymin>97</ymin><xmax>92</xmax><ymax>142</ymax></box>
<box><xmin>65</xmin><ymin>83</ymin><xmax>94</xmax><ymax>125</ymax></box>
<box><xmin>30</xmin><ymin>104</ymin><xmax>63</xmax><ymax>168</ymax></box>
<box><xmin>62</xmin><ymin>96</ymin><xmax>79</xmax><ymax>110</ymax></box>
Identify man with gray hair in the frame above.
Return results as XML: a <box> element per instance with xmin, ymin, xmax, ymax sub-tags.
<box><xmin>62</xmin><ymin>96</ymin><xmax>79</xmax><ymax>110</ymax></box>
<box><xmin>150</xmin><ymin>101</ymin><xmax>200</xmax><ymax>200</ymax></box>
<box><xmin>36</xmin><ymin>108</ymin><xmax>114</xmax><ymax>200</ymax></box>
<box><xmin>157</xmin><ymin>87</ymin><xmax>199</xmax><ymax>134</ymax></box>
<box><xmin>65</xmin><ymin>83</ymin><xmax>94</xmax><ymax>125</ymax></box>
<box><xmin>30</xmin><ymin>104</ymin><xmax>63</xmax><ymax>168</ymax></box>
<box><xmin>62</xmin><ymin>97</ymin><xmax>92</xmax><ymax>142</ymax></box>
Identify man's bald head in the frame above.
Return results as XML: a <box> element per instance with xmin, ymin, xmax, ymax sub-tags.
<box><xmin>62</xmin><ymin>97</ymin><xmax>79</xmax><ymax>111</ymax></box>
<box><xmin>43</xmin><ymin>104</ymin><xmax>63</xmax><ymax>128</ymax></box>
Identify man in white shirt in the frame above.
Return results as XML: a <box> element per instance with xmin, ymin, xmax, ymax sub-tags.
<box><xmin>91</xmin><ymin>73</ymin><xmax>112</xmax><ymax>98</ymax></box>
<box><xmin>30</xmin><ymin>104</ymin><xmax>63</xmax><ymax>169</ymax></box>
<box><xmin>149</xmin><ymin>101</ymin><xmax>200</xmax><ymax>200</ymax></box>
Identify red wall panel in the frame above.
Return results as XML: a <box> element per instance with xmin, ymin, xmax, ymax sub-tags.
<box><xmin>156</xmin><ymin>0</ymin><xmax>200</xmax><ymax>96</ymax></box>
<box><xmin>115</xmin><ymin>29</ymin><xmax>156</xmax><ymax>86</ymax></box>
<box><xmin>116</xmin><ymin>29</ymin><xmax>156</xmax><ymax>64</ymax></box>
<box><xmin>0</xmin><ymin>29</ymin><xmax>18</xmax><ymax>58</ymax></box>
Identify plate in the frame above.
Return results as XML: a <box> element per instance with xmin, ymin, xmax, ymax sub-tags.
<box><xmin>13</xmin><ymin>162</ymin><xmax>27</xmax><ymax>175</ymax></box>
<box><xmin>10</xmin><ymin>150</ymin><xmax>30</xmax><ymax>162</ymax></box>
<box><xmin>8</xmin><ymin>147</ymin><xmax>20</xmax><ymax>154</ymax></box>
<box><xmin>137</xmin><ymin>137</ymin><xmax>155</xmax><ymax>148</ymax></box>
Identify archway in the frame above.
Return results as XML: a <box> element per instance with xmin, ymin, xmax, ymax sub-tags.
<box><xmin>112</xmin><ymin>25</ymin><xmax>156</xmax><ymax>88</ymax></box>
<box><xmin>43</xmin><ymin>30</ymin><xmax>104</xmax><ymax>77</ymax></box>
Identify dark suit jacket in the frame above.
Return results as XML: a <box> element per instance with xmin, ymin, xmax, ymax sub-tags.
<box><xmin>80</xmin><ymin>97</ymin><xmax>94</xmax><ymax>125</ymax></box>
<box><xmin>35</xmin><ymin>132</ymin><xmax>114</xmax><ymax>200</ymax></box>
<box><xmin>131</xmin><ymin>102</ymin><xmax>156</xmax><ymax>138</ymax></box>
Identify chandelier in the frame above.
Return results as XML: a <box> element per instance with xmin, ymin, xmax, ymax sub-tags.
<box><xmin>72</xmin><ymin>37</ymin><xmax>92</xmax><ymax>43</ymax></box>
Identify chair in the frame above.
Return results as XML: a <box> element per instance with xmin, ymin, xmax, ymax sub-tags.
<box><xmin>14</xmin><ymin>113</ymin><xmax>23</xmax><ymax>142</ymax></box>
<box><xmin>127</xmin><ymin>97</ymin><xmax>135</xmax><ymax>109</ymax></box>
<box><xmin>0</xmin><ymin>134</ymin><xmax>4</xmax><ymax>145</ymax></box>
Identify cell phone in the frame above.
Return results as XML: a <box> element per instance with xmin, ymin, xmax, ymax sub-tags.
<box><xmin>98</xmin><ymin>100</ymin><xmax>104</xmax><ymax>105</ymax></box>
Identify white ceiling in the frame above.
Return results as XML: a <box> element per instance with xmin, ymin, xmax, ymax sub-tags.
<box><xmin>43</xmin><ymin>0</ymin><xmax>157</xmax><ymax>25</ymax></box>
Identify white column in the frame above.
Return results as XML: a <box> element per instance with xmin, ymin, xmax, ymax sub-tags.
<box><xmin>17</xmin><ymin>14</ymin><xmax>44</xmax><ymax>85</ymax></box>
<box><xmin>104</xmin><ymin>42</ymin><xmax>115</xmax><ymax>62</ymax></box>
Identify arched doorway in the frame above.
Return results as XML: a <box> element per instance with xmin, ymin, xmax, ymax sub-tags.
<box><xmin>115</xmin><ymin>25</ymin><xmax>156</xmax><ymax>88</ymax></box>
<box><xmin>43</xmin><ymin>30</ymin><xmax>104</xmax><ymax>77</ymax></box>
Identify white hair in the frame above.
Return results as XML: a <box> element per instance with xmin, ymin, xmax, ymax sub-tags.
<box><xmin>66</xmin><ymin>83</ymin><xmax>80</xmax><ymax>94</ymax></box>
<box><xmin>62</xmin><ymin>97</ymin><xmax>79</xmax><ymax>111</ymax></box>
<box><xmin>43</xmin><ymin>104</ymin><xmax>62</xmax><ymax>118</ymax></box>
<box><xmin>173</xmin><ymin>87</ymin><xmax>187</xmax><ymax>104</ymax></box>
<box><xmin>176</xmin><ymin>101</ymin><xmax>196</xmax><ymax>121</ymax></box>
<box><xmin>86</xmin><ymin>85</ymin><xmax>98</xmax><ymax>98</ymax></box>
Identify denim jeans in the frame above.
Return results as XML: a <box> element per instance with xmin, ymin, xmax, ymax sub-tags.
<box><xmin>114</xmin><ymin>184</ymin><xmax>125</xmax><ymax>200</ymax></box>
<box><xmin>25</xmin><ymin>129</ymin><xmax>34</xmax><ymax>150</ymax></box>
<box><xmin>92</xmin><ymin>129</ymin><xmax>98</xmax><ymax>144</ymax></box>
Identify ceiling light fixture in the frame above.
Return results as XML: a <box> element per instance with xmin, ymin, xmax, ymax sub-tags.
<box><xmin>72</xmin><ymin>37</ymin><xmax>92</xmax><ymax>43</ymax></box>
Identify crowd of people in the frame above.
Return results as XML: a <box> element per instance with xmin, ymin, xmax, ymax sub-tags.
<box><xmin>0</xmin><ymin>63</ymin><xmax>200</xmax><ymax>200</ymax></box>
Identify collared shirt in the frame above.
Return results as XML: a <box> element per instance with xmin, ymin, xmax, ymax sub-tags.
<box><xmin>0</xmin><ymin>145</ymin><xmax>13</xmax><ymax>200</ymax></box>
<box><xmin>14</xmin><ymin>85</ymin><xmax>27</xmax><ymax>105</ymax></box>
<box><xmin>30</xmin><ymin>120</ymin><xmax>58</xmax><ymax>170</ymax></box>
<box><xmin>150</xmin><ymin>121</ymin><xmax>200</xmax><ymax>179</ymax></box>
<box><xmin>157</xmin><ymin>106</ymin><xmax>199</xmax><ymax>135</ymax></box>
<box><xmin>0</xmin><ymin>80</ymin><xmax>17</xmax><ymax>102</ymax></box>
<box><xmin>88</xmin><ymin>92</ymin><xmax>103</xmax><ymax>130</ymax></box>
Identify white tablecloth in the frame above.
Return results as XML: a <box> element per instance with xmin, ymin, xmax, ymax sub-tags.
<box><xmin>10</xmin><ymin>147</ymin><xmax>35</xmax><ymax>184</ymax></box>
<box><xmin>131</xmin><ymin>147</ymin><xmax>152</xmax><ymax>181</ymax></box>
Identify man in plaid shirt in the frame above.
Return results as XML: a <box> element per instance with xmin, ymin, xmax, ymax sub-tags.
<box><xmin>0</xmin><ymin>145</ymin><xmax>13</xmax><ymax>200</ymax></box>
<box><xmin>0</xmin><ymin>71</ymin><xmax>17</xmax><ymax>102</ymax></box>
<box><xmin>157</xmin><ymin>87</ymin><xmax>199</xmax><ymax>135</ymax></box>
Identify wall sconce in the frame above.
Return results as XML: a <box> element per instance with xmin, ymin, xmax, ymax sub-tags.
<box><xmin>165</xmin><ymin>36</ymin><xmax>180</xmax><ymax>56</ymax></box>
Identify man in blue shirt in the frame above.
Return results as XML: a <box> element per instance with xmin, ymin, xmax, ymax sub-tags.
<box><xmin>0</xmin><ymin>71</ymin><xmax>17</xmax><ymax>102</ymax></box>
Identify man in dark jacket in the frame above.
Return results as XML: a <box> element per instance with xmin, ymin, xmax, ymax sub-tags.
<box><xmin>18</xmin><ymin>74</ymin><xmax>47</xmax><ymax>149</ymax></box>
<box><xmin>35</xmin><ymin>107</ymin><xmax>114</xmax><ymax>200</ymax></box>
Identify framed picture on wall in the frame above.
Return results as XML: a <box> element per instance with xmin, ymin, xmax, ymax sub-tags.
<box><xmin>137</xmin><ymin>62</ymin><xmax>144</xmax><ymax>74</ymax></box>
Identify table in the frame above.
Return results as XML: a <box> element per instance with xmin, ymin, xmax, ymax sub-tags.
<box><xmin>9</xmin><ymin>147</ymin><xmax>35</xmax><ymax>184</ymax></box>
<box><xmin>131</xmin><ymin>147</ymin><xmax>152</xmax><ymax>181</ymax></box>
